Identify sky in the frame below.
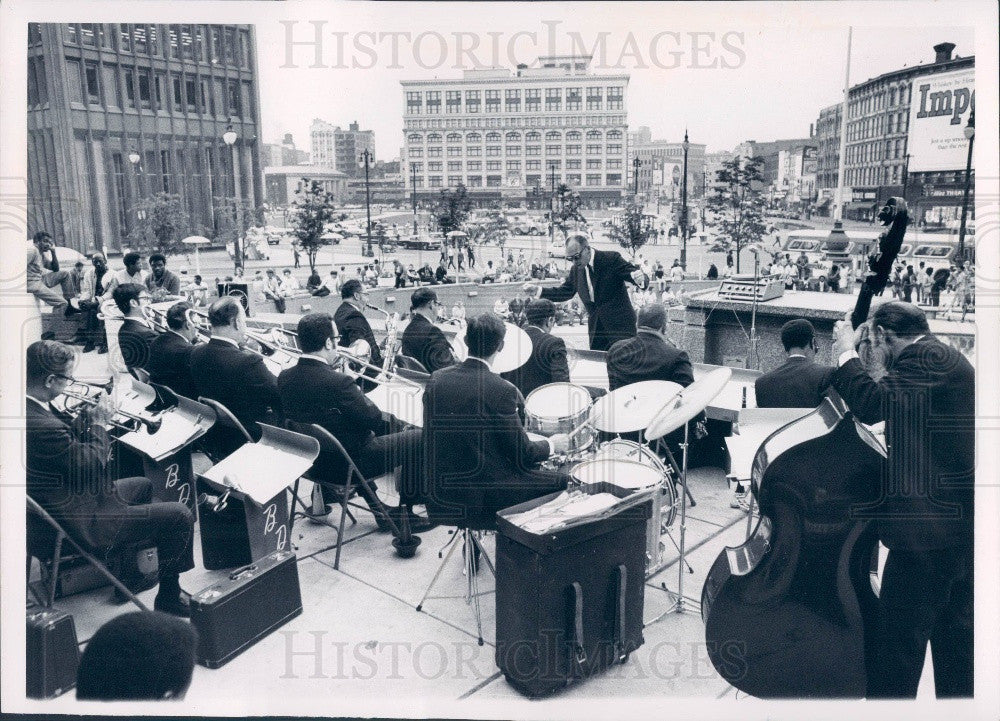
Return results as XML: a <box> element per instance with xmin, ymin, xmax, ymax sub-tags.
<box><xmin>247</xmin><ymin>6</ymin><xmax>975</xmax><ymax>159</ymax></box>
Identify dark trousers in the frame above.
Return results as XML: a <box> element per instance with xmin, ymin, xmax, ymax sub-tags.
<box><xmin>483</xmin><ymin>469</ymin><xmax>570</xmax><ymax>517</ymax></box>
<box><xmin>105</xmin><ymin>477</ymin><xmax>195</xmax><ymax>580</ymax></box>
<box><xmin>318</xmin><ymin>428</ymin><xmax>422</xmax><ymax>508</ymax></box>
<box><xmin>868</xmin><ymin>544</ymin><xmax>973</xmax><ymax>698</ymax></box>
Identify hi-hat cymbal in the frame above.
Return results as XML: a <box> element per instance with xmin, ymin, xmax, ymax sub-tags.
<box><xmin>451</xmin><ymin>322</ymin><xmax>533</xmax><ymax>373</ymax></box>
<box><xmin>645</xmin><ymin>367</ymin><xmax>732</xmax><ymax>441</ymax></box>
<box><xmin>589</xmin><ymin>380</ymin><xmax>683</xmax><ymax>434</ymax></box>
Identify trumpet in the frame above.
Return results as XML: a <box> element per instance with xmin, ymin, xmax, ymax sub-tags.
<box><xmin>59</xmin><ymin>382</ymin><xmax>163</xmax><ymax>434</ymax></box>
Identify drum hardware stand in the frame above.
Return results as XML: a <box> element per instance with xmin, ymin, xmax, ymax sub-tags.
<box><xmin>650</xmin><ymin>435</ymin><xmax>697</xmax><ymax>508</ymax></box>
<box><xmin>645</xmin><ymin>421</ymin><xmax>701</xmax><ymax>625</ymax></box>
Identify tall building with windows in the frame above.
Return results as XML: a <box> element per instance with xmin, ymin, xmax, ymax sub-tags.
<box><xmin>310</xmin><ymin>119</ymin><xmax>375</xmax><ymax>177</ymax></box>
<box><xmin>628</xmin><ymin>127</ymin><xmax>707</xmax><ymax>206</ymax></box>
<box><xmin>27</xmin><ymin>23</ymin><xmax>263</xmax><ymax>254</ymax></box>
<box><xmin>400</xmin><ymin>55</ymin><xmax>629</xmax><ymax>209</ymax></box>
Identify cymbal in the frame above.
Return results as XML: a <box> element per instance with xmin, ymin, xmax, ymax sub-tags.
<box><xmin>450</xmin><ymin>322</ymin><xmax>533</xmax><ymax>374</ymax></box>
<box><xmin>645</xmin><ymin>367</ymin><xmax>732</xmax><ymax>441</ymax></box>
<box><xmin>589</xmin><ymin>380</ymin><xmax>683</xmax><ymax>434</ymax></box>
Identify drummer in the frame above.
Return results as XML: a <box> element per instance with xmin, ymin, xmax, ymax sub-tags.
<box><xmin>500</xmin><ymin>299</ymin><xmax>570</xmax><ymax>397</ymax></box>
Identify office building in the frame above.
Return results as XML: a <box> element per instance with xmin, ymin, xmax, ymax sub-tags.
<box><xmin>310</xmin><ymin>119</ymin><xmax>375</xmax><ymax>177</ymax></box>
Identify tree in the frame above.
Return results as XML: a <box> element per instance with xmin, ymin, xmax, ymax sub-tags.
<box><xmin>434</xmin><ymin>183</ymin><xmax>471</xmax><ymax>236</ymax></box>
<box><xmin>288</xmin><ymin>179</ymin><xmax>337</xmax><ymax>273</ymax></box>
<box><xmin>706</xmin><ymin>156</ymin><xmax>769</xmax><ymax>273</ymax></box>
<box><xmin>551</xmin><ymin>183</ymin><xmax>587</xmax><ymax>239</ymax></box>
<box><xmin>127</xmin><ymin>193</ymin><xmax>189</xmax><ymax>255</ymax></box>
<box><xmin>605</xmin><ymin>200</ymin><xmax>656</xmax><ymax>258</ymax></box>
<box><xmin>475</xmin><ymin>211</ymin><xmax>512</xmax><ymax>255</ymax></box>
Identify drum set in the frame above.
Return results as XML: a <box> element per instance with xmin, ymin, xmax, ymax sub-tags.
<box><xmin>523</xmin><ymin>369</ymin><xmax>733</xmax><ymax>591</ymax></box>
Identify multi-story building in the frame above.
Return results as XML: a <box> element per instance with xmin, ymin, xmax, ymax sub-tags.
<box><xmin>813</xmin><ymin>103</ymin><xmax>842</xmax><ymax>213</ymax></box>
<box><xmin>704</xmin><ymin>150</ymin><xmax>734</xmax><ymax>192</ymax></box>
<box><xmin>27</xmin><ymin>23</ymin><xmax>263</xmax><ymax>253</ymax></box>
<box><xmin>628</xmin><ymin>127</ymin><xmax>706</xmax><ymax>207</ymax></box>
<box><xmin>814</xmin><ymin>42</ymin><xmax>974</xmax><ymax>222</ymax></box>
<box><xmin>263</xmin><ymin>165</ymin><xmax>347</xmax><ymax>206</ymax></box>
<box><xmin>400</xmin><ymin>55</ymin><xmax>629</xmax><ymax>209</ymax></box>
<box><xmin>734</xmin><ymin>138</ymin><xmax>815</xmax><ymax>196</ymax></box>
<box><xmin>310</xmin><ymin>119</ymin><xmax>374</xmax><ymax>177</ymax></box>
<box><xmin>776</xmin><ymin>145</ymin><xmax>818</xmax><ymax>209</ymax></box>
<box><xmin>262</xmin><ymin>133</ymin><xmax>309</xmax><ymax>168</ymax></box>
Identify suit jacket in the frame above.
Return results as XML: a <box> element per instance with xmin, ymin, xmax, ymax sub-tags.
<box><xmin>755</xmin><ymin>356</ymin><xmax>835</xmax><ymax>409</ymax></box>
<box><xmin>500</xmin><ymin>325</ymin><xmax>570</xmax><ymax>397</ymax></box>
<box><xmin>540</xmin><ymin>249</ymin><xmax>639</xmax><ymax>351</ymax></box>
<box><xmin>118</xmin><ymin>318</ymin><xmax>159</xmax><ymax>372</ymax></box>
<box><xmin>401</xmin><ymin>314</ymin><xmax>457</xmax><ymax>373</ymax></box>
<box><xmin>189</xmin><ymin>338</ymin><xmax>282</xmax><ymax>438</ymax></box>
<box><xmin>25</xmin><ymin>397</ymin><xmax>121</xmax><ymax>550</ymax></box>
<box><xmin>606</xmin><ymin>330</ymin><xmax>695</xmax><ymax>390</ymax></box>
<box><xmin>334</xmin><ymin>301</ymin><xmax>383</xmax><ymax>368</ymax></box>
<box><xmin>831</xmin><ymin>335</ymin><xmax>974</xmax><ymax>551</ymax></box>
<box><xmin>423</xmin><ymin>359</ymin><xmax>551</xmax><ymax>511</ymax></box>
<box><xmin>146</xmin><ymin>331</ymin><xmax>197</xmax><ymax>399</ymax></box>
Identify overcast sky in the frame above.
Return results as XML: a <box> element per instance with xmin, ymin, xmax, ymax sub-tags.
<box><xmin>252</xmin><ymin>5</ymin><xmax>974</xmax><ymax>159</ymax></box>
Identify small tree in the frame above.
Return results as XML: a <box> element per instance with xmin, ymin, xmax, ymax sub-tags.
<box><xmin>706</xmin><ymin>156</ymin><xmax>769</xmax><ymax>273</ymax></box>
<box><xmin>127</xmin><ymin>192</ymin><xmax>189</xmax><ymax>255</ymax></box>
<box><xmin>605</xmin><ymin>201</ymin><xmax>656</xmax><ymax>258</ymax></box>
<box><xmin>551</xmin><ymin>183</ymin><xmax>588</xmax><ymax>239</ymax></box>
<box><xmin>434</xmin><ymin>183</ymin><xmax>471</xmax><ymax>237</ymax></box>
<box><xmin>288</xmin><ymin>179</ymin><xmax>337</xmax><ymax>273</ymax></box>
<box><xmin>476</xmin><ymin>211</ymin><xmax>512</xmax><ymax>256</ymax></box>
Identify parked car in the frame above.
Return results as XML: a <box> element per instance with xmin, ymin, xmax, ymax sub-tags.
<box><xmin>263</xmin><ymin>226</ymin><xmax>288</xmax><ymax>245</ymax></box>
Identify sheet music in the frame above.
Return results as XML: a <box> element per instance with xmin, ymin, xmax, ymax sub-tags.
<box><xmin>201</xmin><ymin>442</ymin><xmax>314</xmax><ymax>505</ymax></box>
<box><xmin>505</xmin><ymin>491</ymin><xmax>621</xmax><ymax>534</ymax></box>
<box><xmin>117</xmin><ymin>412</ymin><xmax>200</xmax><ymax>462</ymax></box>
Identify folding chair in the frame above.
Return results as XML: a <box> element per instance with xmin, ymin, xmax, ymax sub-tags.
<box><xmin>129</xmin><ymin>366</ymin><xmax>151</xmax><ymax>384</ymax></box>
<box><xmin>394</xmin><ymin>354</ymin><xmax>429</xmax><ymax>376</ymax></box>
<box><xmin>196</xmin><ymin>396</ymin><xmax>254</xmax><ymax>463</ymax></box>
<box><xmin>285</xmin><ymin>422</ymin><xmax>403</xmax><ymax>569</ymax></box>
<box><xmin>26</xmin><ymin>497</ymin><xmax>149</xmax><ymax>612</ymax></box>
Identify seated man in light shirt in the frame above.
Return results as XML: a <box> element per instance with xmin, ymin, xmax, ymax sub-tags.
<box><xmin>279</xmin><ymin>269</ymin><xmax>301</xmax><ymax>297</ymax></box>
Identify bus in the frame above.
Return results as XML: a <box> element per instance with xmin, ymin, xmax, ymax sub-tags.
<box><xmin>780</xmin><ymin>228</ymin><xmax>882</xmax><ymax>282</ymax></box>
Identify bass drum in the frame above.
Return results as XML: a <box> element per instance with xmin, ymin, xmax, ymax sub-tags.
<box><xmin>592</xmin><ymin>439</ymin><xmax>677</xmax><ymax>529</ymax></box>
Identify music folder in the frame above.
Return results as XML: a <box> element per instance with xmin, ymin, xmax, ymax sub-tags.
<box><xmin>200</xmin><ymin>424</ymin><xmax>320</xmax><ymax>506</ymax></box>
<box><xmin>116</xmin><ymin>392</ymin><xmax>217</xmax><ymax>463</ymax></box>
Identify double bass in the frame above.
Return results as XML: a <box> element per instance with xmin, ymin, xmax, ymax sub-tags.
<box><xmin>701</xmin><ymin>198</ymin><xmax>909</xmax><ymax>698</ymax></box>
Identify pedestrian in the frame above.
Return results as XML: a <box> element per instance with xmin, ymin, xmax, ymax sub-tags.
<box><xmin>827</xmin><ymin>263</ymin><xmax>841</xmax><ymax>293</ymax></box>
<box><xmin>466</xmin><ymin>242</ymin><xmax>476</xmax><ymax>268</ymax></box>
<box><xmin>902</xmin><ymin>265</ymin><xmax>915</xmax><ymax>303</ymax></box>
<box><xmin>726</xmin><ymin>249</ymin><xmax>734</xmax><ymax>271</ymax></box>
<box><xmin>707</xmin><ymin>263</ymin><xmax>719</xmax><ymax>280</ymax></box>
<box><xmin>292</xmin><ymin>241</ymin><xmax>301</xmax><ymax>269</ymax></box>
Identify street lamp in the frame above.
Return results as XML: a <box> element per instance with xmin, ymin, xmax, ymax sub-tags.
<box><xmin>222</xmin><ymin>123</ymin><xmax>244</xmax><ymax>270</ymax></box>
<box><xmin>632</xmin><ymin>155</ymin><xmax>641</xmax><ymax>197</ymax></box>
<box><xmin>410</xmin><ymin>162</ymin><xmax>419</xmax><ymax>236</ymax></box>
<box><xmin>359</xmin><ymin>148</ymin><xmax>374</xmax><ymax>257</ymax></box>
<box><xmin>958</xmin><ymin>109</ymin><xmax>974</xmax><ymax>263</ymax></box>
<box><xmin>680</xmin><ymin>130</ymin><xmax>689</xmax><ymax>269</ymax></box>
<box><xmin>901</xmin><ymin>152</ymin><xmax>911</xmax><ymax>201</ymax></box>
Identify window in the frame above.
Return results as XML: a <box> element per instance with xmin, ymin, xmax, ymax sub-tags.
<box><xmin>607</xmin><ymin>129</ymin><xmax>622</xmax><ymax>140</ymax></box>
<box><xmin>587</xmin><ymin>86</ymin><xmax>602</xmax><ymax>110</ymax></box>
<box><xmin>566</xmin><ymin>131</ymin><xmax>581</xmax><ymax>141</ymax></box>
<box><xmin>447</xmin><ymin>161</ymin><xmax>462</xmax><ymax>172</ymax></box>
<box><xmin>607</xmin><ymin>159</ymin><xmax>622</xmax><ymax>169</ymax></box>
<box><xmin>410</xmin><ymin>162</ymin><xmax>423</xmax><ymax>173</ymax></box>
<box><xmin>547</xmin><ymin>160</ymin><xmax>562</xmax><ymax>169</ymax></box>
<box><xmin>606</xmin><ymin>174</ymin><xmax>621</xmax><ymax>186</ymax></box>
<box><xmin>506</xmin><ymin>131</ymin><xmax>521</xmax><ymax>142</ymax></box>
<box><xmin>428</xmin><ymin>161</ymin><xmax>442</xmax><ymax>171</ymax></box>
<box><xmin>587</xmin><ymin>159</ymin><xmax>602</xmax><ymax>169</ymax></box>
<box><xmin>487</xmin><ymin>175</ymin><xmax>502</xmax><ymax>187</ymax></box>
<box><xmin>587</xmin><ymin>173</ymin><xmax>601</xmax><ymax>186</ymax></box>
<box><xmin>173</xmin><ymin>76</ymin><xmax>183</xmax><ymax>108</ymax></box>
<box><xmin>545</xmin><ymin>88</ymin><xmax>561</xmax><ymax>111</ymax></box>
<box><xmin>186</xmin><ymin>78</ymin><xmax>197</xmax><ymax>109</ymax></box>
<box><xmin>429</xmin><ymin>176</ymin><xmax>442</xmax><ymax>188</ymax></box>
<box><xmin>138</xmin><ymin>70</ymin><xmax>152</xmax><ymax>107</ymax></box>
<box><xmin>65</xmin><ymin>60</ymin><xmax>84</xmax><ymax>104</ymax></box>
<box><xmin>466</xmin><ymin>132</ymin><xmax>481</xmax><ymax>143</ymax></box>
<box><xmin>526</xmin><ymin>174</ymin><xmax>541</xmax><ymax>187</ymax></box>
<box><xmin>224</xmin><ymin>28</ymin><xmax>237</xmax><ymax>64</ymax></box>
<box><xmin>84</xmin><ymin>63</ymin><xmax>101</xmax><ymax>104</ymax></box>
<box><xmin>408</xmin><ymin>133</ymin><xmax>422</xmax><ymax>143</ymax></box>
<box><xmin>525</xmin><ymin>145</ymin><xmax>540</xmax><ymax>156</ymax></box>
<box><xmin>486</xmin><ymin>146</ymin><xmax>501</xmax><ymax>157</ymax></box>
<box><xmin>506</xmin><ymin>89</ymin><xmax>520</xmax><ymax>112</ymax></box>
<box><xmin>526</xmin><ymin>131</ymin><xmax>541</xmax><ymax>142</ymax></box>
<box><xmin>426</xmin><ymin>91</ymin><xmax>441</xmax><ymax>114</ymax></box>
<box><xmin>546</xmin><ymin>145</ymin><xmax>561</xmax><ymax>155</ymax></box>
<box><xmin>406</xmin><ymin>91</ymin><xmax>422</xmax><ymax>114</ymax></box>
<box><xmin>506</xmin><ymin>146</ymin><xmax>521</xmax><ymax>156</ymax></box>
<box><xmin>607</xmin><ymin>86</ymin><xmax>623</xmax><ymax>110</ymax></box>
<box><xmin>608</xmin><ymin>144</ymin><xmax>622</xmax><ymax>154</ymax></box>
<box><xmin>169</xmin><ymin>27</ymin><xmax>181</xmax><ymax>57</ymax></box>
<box><xmin>428</xmin><ymin>147</ymin><xmax>442</xmax><ymax>158</ymax></box>
<box><xmin>526</xmin><ymin>160</ymin><xmax>541</xmax><ymax>170</ymax></box>
<box><xmin>566</xmin><ymin>88</ymin><xmax>582</xmax><ymax>110</ymax></box>
<box><xmin>448</xmin><ymin>147</ymin><xmax>462</xmax><ymax>157</ymax></box>
<box><xmin>180</xmin><ymin>25</ymin><xmax>195</xmax><ymax>60</ymax></box>
<box><xmin>566</xmin><ymin>159</ymin><xmax>581</xmax><ymax>170</ymax></box>
<box><xmin>466</xmin><ymin>90</ymin><xmax>480</xmax><ymax>112</ymax></box>
<box><xmin>227</xmin><ymin>79</ymin><xmax>240</xmax><ymax>115</ymax></box>
<box><xmin>239</xmin><ymin>31</ymin><xmax>251</xmax><ymax>68</ymax></box>
<box><xmin>586</xmin><ymin>144</ymin><xmax>601</xmax><ymax>155</ymax></box>
<box><xmin>408</xmin><ymin>147</ymin><xmax>423</xmax><ymax>158</ymax></box>
<box><xmin>567</xmin><ymin>174</ymin><xmax>581</xmax><ymax>185</ymax></box>
<box><xmin>467</xmin><ymin>161</ymin><xmax>481</xmax><ymax>171</ymax></box>
<box><xmin>65</xmin><ymin>24</ymin><xmax>79</xmax><ymax>44</ymax></box>
<box><xmin>80</xmin><ymin>23</ymin><xmax>99</xmax><ymax>46</ymax></box>
<box><xmin>486</xmin><ymin>161</ymin><xmax>502</xmax><ymax>171</ymax></box>
<box><xmin>427</xmin><ymin>132</ymin><xmax>442</xmax><ymax>143</ymax></box>
<box><xmin>525</xmin><ymin>88</ymin><xmax>541</xmax><ymax>111</ymax></box>
<box><xmin>486</xmin><ymin>132</ymin><xmax>501</xmax><ymax>142</ymax></box>
<box><xmin>446</xmin><ymin>90</ymin><xmax>461</xmax><ymax>113</ymax></box>
<box><xmin>467</xmin><ymin>176</ymin><xmax>483</xmax><ymax>187</ymax></box>
<box><xmin>448</xmin><ymin>175</ymin><xmax>462</xmax><ymax>187</ymax></box>
<box><xmin>119</xmin><ymin>23</ymin><xmax>132</xmax><ymax>51</ymax></box>
<box><xmin>134</xmin><ymin>24</ymin><xmax>148</xmax><ymax>53</ymax></box>
<box><xmin>506</xmin><ymin>160</ymin><xmax>521</xmax><ymax>172</ymax></box>
<box><xmin>566</xmin><ymin>145</ymin><xmax>581</xmax><ymax>155</ymax></box>
<box><xmin>485</xmin><ymin>90</ymin><xmax>500</xmax><ymax>111</ymax></box>
<box><xmin>467</xmin><ymin>147</ymin><xmax>481</xmax><ymax>156</ymax></box>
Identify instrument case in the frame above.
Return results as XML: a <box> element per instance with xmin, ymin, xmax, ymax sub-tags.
<box><xmin>495</xmin><ymin>492</ymin><xmax>649</xmax><ymax>697</ymax></box>
<box><xmin>26</xmin><ymin>605</ymin><xmax>79</xmax><ymax>699</ymax></box>
<box><xmin>190</xmin><ymin>550</ymin><xmax>302</xmax><ymax>668</ymax></box>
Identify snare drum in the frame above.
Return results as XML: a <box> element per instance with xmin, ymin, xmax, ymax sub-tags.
<box><xmin>592</xmin><ymin>439</ymin><xmax>677</xmax><ymax>530</ymax></box>
<box><xmin>570</xmin><ymin>458</ymin><xmax>665</xmax><ymax>573</ymax></box>
<box><xmin>524</xmin><ymin>382</ymin><xmax>594</xmax><ymax>453</ymax></box>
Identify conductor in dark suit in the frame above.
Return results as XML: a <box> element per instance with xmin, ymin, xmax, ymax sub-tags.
<box><xmin>25</xmin><ymin>341</ymin><xmax>194</xmax><ymax>616</ymax></box>
<box><xmin>146</xmin><ymin>301</ymin><xmax>199</xmax><ymax>399</ymax></box>
<box><xmin>831</xmin><ymin>301</ymin><xmax>974</xmax><ymax>698</ymax></box>
<box><xmin>189</xmin><ymin>296</ymin><xmax>282</xmax><ymax>445</ymax></box>
<box><xmin>277</xmin><ymin>313</ymin><xmax>429</xmax><ymax>530</ymax></box>
<box><xmin>401</xmin><ymin>288</ymin><xmax>458</xmax><ymax>373</ymax></box>
<box><xmin>607</xmin><ymin>303</ymin><xmax>694</xmax><ymax>391</ymax></box>
<box><xmin>754</xmin><ymin>319</ymin><xmax>834</xmax><ymax>409</ymax></box>
<box><xmin>500</xmin><ymin>299</ymin><xmax>570</xmax><ymax>397</ymax></box>
<box><xmin>334</xmin><ymin>279</ymin><xmax>383</xmax><ymax>372</ymax></box>
<box><xmin>113</xmin><ymin>283</ymin><xmax>158</xmax><ymax>373</ymax></box>
<box><xmin>524</xmin><ymin>233</ymin><xmax>644</xmax><ymax>351</ymax></box>
<box><xmin>422</xmin><ymin>313</ymin><xmax>571</xmax><ymax>524</ymax></box>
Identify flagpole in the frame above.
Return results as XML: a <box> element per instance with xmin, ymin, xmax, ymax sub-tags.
<box><xmin>834</xmin><ymin>27</ymin><xmax>852</xmax><ymax>221</ymax></box>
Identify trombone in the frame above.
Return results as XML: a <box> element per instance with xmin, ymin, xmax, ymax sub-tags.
<box><xmin>332</xmin><ymin>341</ymin><xmax>422</xmax><ymax>389</ymax></box>
<box><xmin>58</xmin><ymin>380</ymin><xmax>163</xmax><ymax>434</ymax></box>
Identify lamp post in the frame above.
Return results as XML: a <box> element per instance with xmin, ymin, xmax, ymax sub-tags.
<box><xmin>957</xmin><ymin>109</ymin><xmax>974</xmax><ymax>263</ymax></box>
<box><xmin>359</xmin><ymin>148</ymin><xmax>374</xmax><ymax>257</ymax></box>
<box><xmin>632</xmin><ymin>155</ymin><xmax>641</xmax><ymax>197</ymax></box>
<box><xmin>222</xmin><ymin>124</ymin><xmax>244</xmax><ymax>270</ymax></box>
<box><xmin>901</xmin><ymin>152</ymin><xmax>911</xmax><ymax>202</ymax></box>
<box><xmin>680</xmin><ymin>130</ymin><xmax>689</xmax><ymax>269</ymax></box>
<box><xmin>410</xmin><ymin>162</ymin><xmax>418</xmax><ymax>236</ymax></box>
<box><xmin>548</xmin><ymin>162</ymin><xmax>557</xmax><ymax>255</ymax></box>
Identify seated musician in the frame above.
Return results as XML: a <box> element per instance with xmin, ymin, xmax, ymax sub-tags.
<box><xmin>188</xmin><ymin>297</ymin><xmax>282</xmax><ymax>445</ymax></box>
<box><xmin>276</xmin><ymin>313</ymin><xmax>430</xmax><ymax>531</ymax></box>
<box><xmin>755</xmin><ymin>319</ymin><xmax>834</xmax><ymax>409</ymax></box>
<box><xmin>25</xmin><ymin>341</ymin><xmax>194</xmax><ymax>616</ymax></box>
<box><xmin>401</xmin><ymin>288</ymin><xmax>458</xmax><ymax>373</ymax></box>
<box><xmin>606</xmin><ymin>303</ymin><xmax>694</xmax><ymax>390</ymax></box>
<box><xmin>334</xmin><ymin>279</ymin><xmax>383</xmax><ymax>388</ymax></box>
<box><xmin>422</xmin><ymin>313</ymin><xmax>571</xmax><ymax>524</ymax></box>
<box><xmin>114</xmin><ymin>283</ymin><xmax>158</xmax><ymax>373</ymax></box>
<box><xmin>146</xmin><ymin>301</ymin><xmax>199</xmax><ymax>399</ymax></box>
<box><xmin>500</xmin><ymin>299</ymin><xmax>570</xmax><ymax>397</ymax></box>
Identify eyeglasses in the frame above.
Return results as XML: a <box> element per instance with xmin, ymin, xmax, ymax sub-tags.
<box><xmin>566</xmin><ymin>252</ymin><xmax>583</xmax><ymax>262</ymax></box>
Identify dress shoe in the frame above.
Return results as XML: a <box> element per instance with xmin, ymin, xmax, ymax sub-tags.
<box><xmin>82</xmin><ymin>342</ymin><xmax>96</xmax><ymax>353</ymax></box>
<box><xmin>153</xmin><ymin>589</ymin><xmax>191</xmax><ymax>618</ymax></box>
<box><xmin>306</xmin><ymin>503</ymin><xmax>333</xmax><ymax>524</ymax></box>
<box><xmin>97</xmin><ymin>345</ymin><xmax>108</xmax><ymax>354</ymax></box>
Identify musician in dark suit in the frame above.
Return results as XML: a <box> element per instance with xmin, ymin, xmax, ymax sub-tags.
<box><xmin>832</xmin><ymin>301</ymin><xmax>974</xmax><ymax>698</ymax></box>
<box><xmin>25</xmin><ymin>341</ymin><xmax>194</xmax><ymax>616</ymax></box>
<box><xmin>524</xmin><ymin>234</ymin><xmax>644</xmax><ymax>351</ymax></box>
<box><xmin>500</xmin><ymin>299</ymin><xmax>570</xmax><ymax>397</ymax></box>
<box><xmin>422</xmin><ymin>313</ymin><xmax>571</xmax><ymax>523</ymax></box>
<box><xmin>189</xmin><ymin>297</ymin><xmax>282</xmax><ymax>443</ymax></box>
<box><xmin>113</xmin><ymin>283</ymin><xmax>158</xmax><ymax>372</ymax></box>
<box><xmin>755</xmin><ymin>319</ymin><xmax>834</xmax><ymax>409</ymax></box>
<box><xmin>277</xmin><ymin>313</ymin><xmax>429</xmax><ymax>530</ymax></box>
<box><xmin>401</xmin><ymin>288</ymin><xmax>458</xmax><ymax>373</ymax></box>
<box><xmin>334</xmin><ymin>279</ymin><xmax>383</xmax><ymax>370</ymax></box>
<box><xmin>607</xmin><ymin>303</ymin><xmax>694</xmax><ymax>390</ymax></box>
<box><xmin>146</xmin><ymin>301</ymin><xmax>199</xmax><ymax>399</ymax></box>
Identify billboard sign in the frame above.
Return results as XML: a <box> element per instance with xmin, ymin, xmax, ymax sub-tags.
<box><xmin>907</xmin><ymin>68</ymin><xmax>975</xmax><ymax>172</ymax></box>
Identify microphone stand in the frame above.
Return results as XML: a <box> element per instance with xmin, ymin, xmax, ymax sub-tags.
<box><xmin>748</xmin><ymin>250</ymin><xmax>761</xmax><ymax>371</ymax></box>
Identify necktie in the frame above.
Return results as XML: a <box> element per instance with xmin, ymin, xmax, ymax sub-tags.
<box><xmin>579</xmin><ymin>263</ymin><xmax>595</xmax><ymax>304</ymax></box>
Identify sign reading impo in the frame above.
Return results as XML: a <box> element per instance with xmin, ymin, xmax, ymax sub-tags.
<box><xmin>907</xmin><ymin>68</ymin><xmax>975</xmax><ymax>173</ymax></box>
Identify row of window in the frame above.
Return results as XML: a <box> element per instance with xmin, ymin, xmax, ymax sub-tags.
<box><xmin>407</xmin><ymin>129</ymin><xmax>622</xmax><ymax>143</ymax></box>
<box><xmin>413</xmin><ymin>174</ymin><xmax>621</xmax><ymax>189</ymax></box>
<box><xmin>846</xmin><ymin>164</ymin><xmax>906</xmax><ymax>187</ymax></box>
<box><xmin>407</xmin><ymin>145</ymin><xmax>623</xmax><ymax>158</ymax></box>
<box><xmin>846</xmin><ymin>137</ymin><xmax>908</xmax><ymax>166</ymax></box>
<box><xmin>36</xmin><ymin>56</ymin><xmax>254</xmax><ymax>120</ymax></box>
<box><xmin>409</xmin><ymin>159</ymin><xmax>621</xmax><ymax>172</ymax></box>
<box><xmin>848</xmin><ymin>84</ymin><xmax>914</xmax><ymax>119</ymax></box>
<box><xmin>847</xmin><ymin>111</ymin><xmax>909</xmax><ymax>142</ymax></box>
<box><xmin>36</xmin><ymin>23</ymin><xmax>254</xmax><ymax>69</ymax></box>
<box><xmin>404</xmin><ymin>115</ymin><xmax>627</xmax><ymax>131</ymax></box>
<box><xmin>406</xmin><ymin>86</ymin><xmax>624</xmax><ymax>114</ymax></box>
